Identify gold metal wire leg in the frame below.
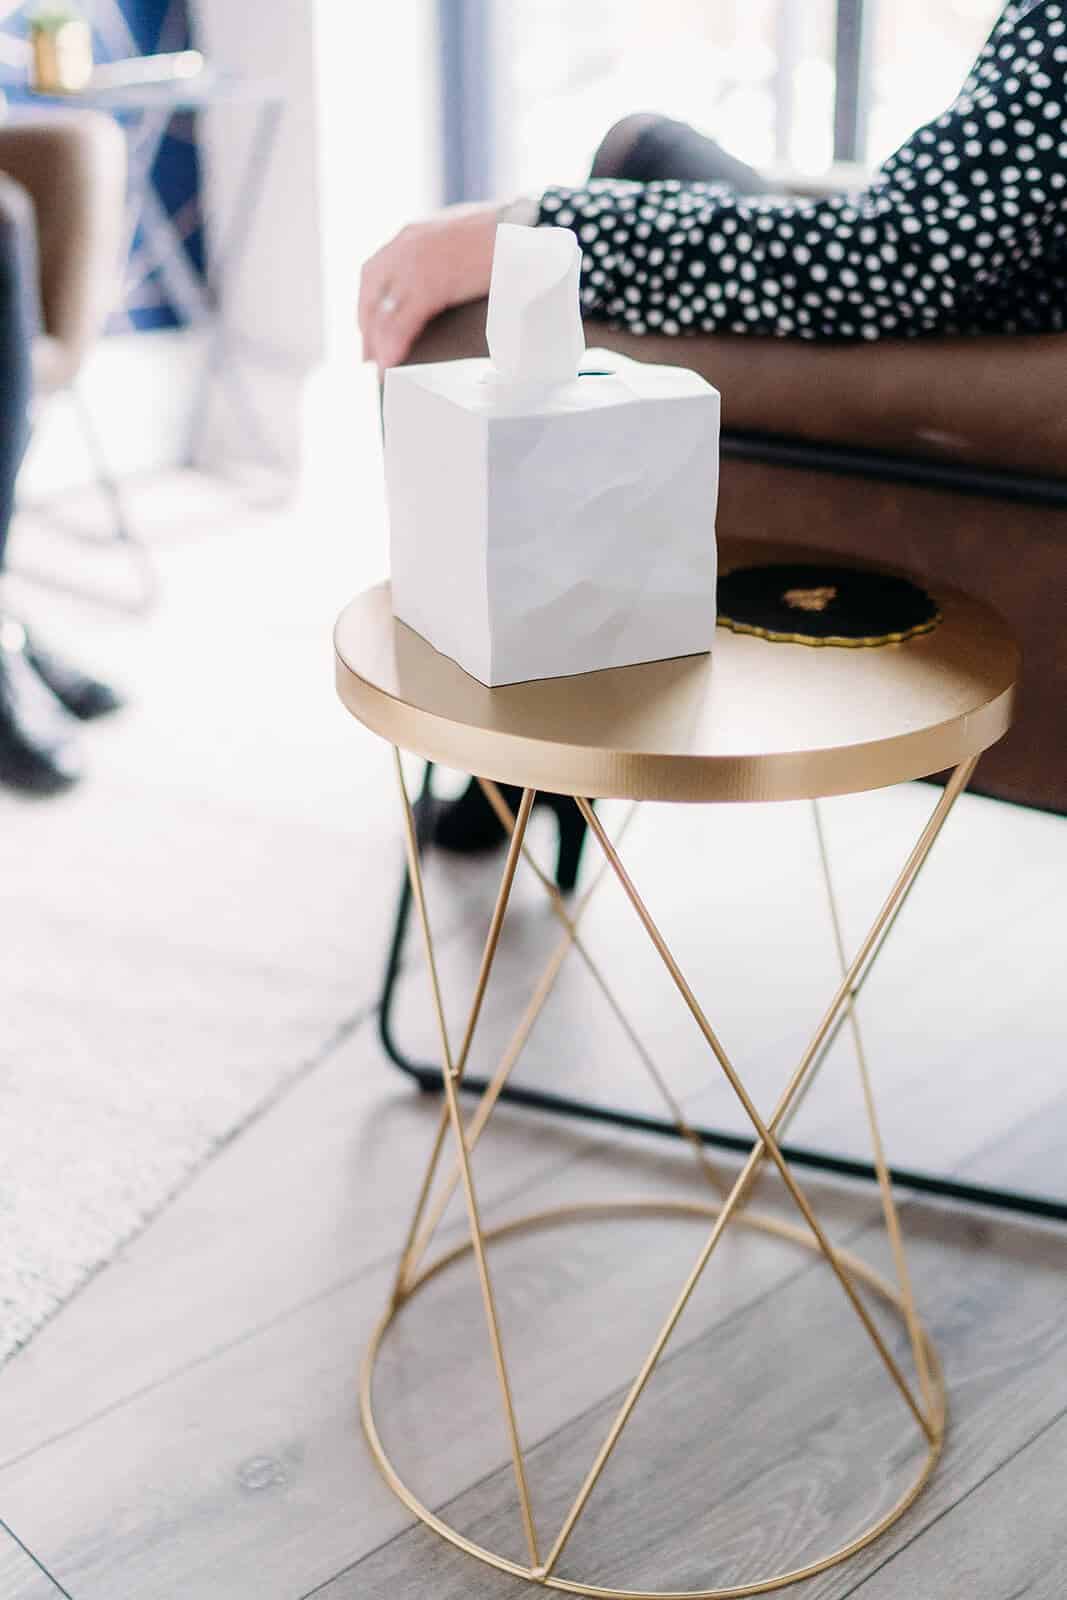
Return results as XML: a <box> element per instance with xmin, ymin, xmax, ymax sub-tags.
<box><xmin>534</xmin><ymin>773</ymin><xmax>977</xmax><ymax>1576</ymax></box>
<box><xmin>391</xmin><ymin>770</ymin><xmax>538</xmax><ymax>1292</ymax></box>
<box><xmin>401</xmin><ymin>803</ymin><xmax>641</xmax><ymax>1286</ymax></box>
<box><xmin>669</xmin><ymin>756</ymin><xmax>978</xmax><ymax>1257</ymax></box>
<box><xmin>404</xmin><ymin>788</ymin><xmax>729</xmax><ymax>1292</ymax></box>
<box><xmin>777</xmin><ymin>759</ymin><xmax>977</xmax><ymax>1150</ymax></box>
<box><xmin>479</xmin><ymin>780</ymin><xmax>731</xmax><ymax>1201</ymax></box>
<box><xmin>574</xmin><ymin>798</ymin><xmax>930</xmax><ymax>1417</ymax></box>
<box><xmin>811</xmin><ymin>799</ymin><xmax>935</xmax><ymax>1418</ymax></box>
<box><xmin>392</xmin><ymin>751</ymin><xmax>541</xmax><ymax>1568</ymax></box>
<box><xmin>362</xmin><ymin>1201</ymin><xmax>945</xmax><ymax>1600</ymax></box>
<box><xmin>364</xmin><ymin>766</ymin><xmax>976</xmax><ymax>1596</ymax></box>
<box><xmin>540</xmin><ymin>784</ymin><xmax>974</xmax><ymax>1582</ymax></box>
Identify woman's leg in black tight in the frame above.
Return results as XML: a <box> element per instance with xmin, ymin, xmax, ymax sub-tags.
<box><xmin>590</xmin><ymin>113</ymin><xmax>772</xmax><ymax>193</ymax></box>
<box><xmin>0</xmin><ymin>178</ymin><xmax>88</xmax><ymax>792</ymax></box>
<box><xmin>0</xmin><ymin>175</ymin><xmax>39</xmax><ymax>572</ymax></box>
<box><xmin>0</xmin><ymin>177</ymin><xmax>121</xmax><ymax>743</ymax></box>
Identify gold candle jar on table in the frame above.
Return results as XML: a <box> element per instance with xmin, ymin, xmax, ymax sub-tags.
<box><xmin>29</xmin><ymin>6</ymin><xmax>94</xmax><ymax>95</ymax></box>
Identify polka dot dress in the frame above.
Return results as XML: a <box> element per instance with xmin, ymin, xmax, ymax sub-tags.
<box><xmin>537</xmin><ymin>0</ymin><xmax>1067</xmax><ymax>341</ymax></box>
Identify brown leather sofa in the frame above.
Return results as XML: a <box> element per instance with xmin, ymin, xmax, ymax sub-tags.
<box><xmin>406</xmin><ymin>297</ymin><xmax>1066</xmax><ymax>815</ymax></box>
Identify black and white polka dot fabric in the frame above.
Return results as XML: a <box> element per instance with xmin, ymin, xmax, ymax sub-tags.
<box><xmin>537</xmin><ymin>0</ymin><xmax>1067</xmax><ymax>341</ymax></box>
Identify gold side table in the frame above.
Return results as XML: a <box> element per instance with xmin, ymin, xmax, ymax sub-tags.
<box><xmin>334</xmin><ymin>540</ymin><xmax>1017</xmax><ymax>1599</ymax></box>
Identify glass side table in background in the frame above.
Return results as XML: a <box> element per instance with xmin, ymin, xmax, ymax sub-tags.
<box><xmin>31</xmin><ymin>70</ymin><xmax>286</xmax><ymax>477</ymax></box>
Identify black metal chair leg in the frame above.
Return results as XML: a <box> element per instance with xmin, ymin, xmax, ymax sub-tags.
<box><xmin>378</xmin><ymin>761</ymin><xmax>443</xmax><ymax>1093</ymax></box>
<box><xmin>376</xmin><ymin>763</ymin><xmax>1067</xmax><ymax>1224</ymax></box>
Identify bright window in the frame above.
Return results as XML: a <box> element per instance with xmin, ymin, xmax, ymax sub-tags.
<box><xmin>867</xmin><ymin>0</ymin><xmax>1000</xmax><ymax>163</ymax></box>
<box><xmin>459</xmin><ymin>0</ymin><xmax>1002</xmax><ymax>199</ymax></box>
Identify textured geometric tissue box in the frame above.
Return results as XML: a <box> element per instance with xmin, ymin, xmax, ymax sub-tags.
<box><xmin>385</xmin><ymin>350</ymin><xmax>721</xmax><ymax>686</ymax></box>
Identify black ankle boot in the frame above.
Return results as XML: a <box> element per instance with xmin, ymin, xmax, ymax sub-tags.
<box><xmin>24</xmin><ymin>632</ymin><xmax>123</xmax><ymax>720</ymax></box>
<box><xmin>432</xmin><ymin>778</ymin><xmax>592</xmax><ymax>893</ymax></box>
<box><xmin>0</xmin><ymin>618</ymin><xmax>83</xmax><ymax>794</ymax></box>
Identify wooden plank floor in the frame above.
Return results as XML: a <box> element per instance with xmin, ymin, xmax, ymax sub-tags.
<box><xmin>0</xmin><ymin>1527</ymin><xmax>65</xmax><ymax>1600</ymax></box>
<box><xmin>0</xmin><ymin>786</ymin><xmax>1064</xmax><ymax>1599</ymax></box>
<box><xmin>340</xmin><ymin>1195</ymin><xmax>1067</xmax><ymax>1598</ymax></box>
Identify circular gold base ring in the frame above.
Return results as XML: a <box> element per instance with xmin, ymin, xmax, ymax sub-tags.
<box><xmin>360</xmin><ymin>1200</ymin><xmax>946</xmax><ymax>1599</ymax></box>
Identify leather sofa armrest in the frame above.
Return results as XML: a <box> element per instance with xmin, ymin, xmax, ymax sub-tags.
<box><xmin>409</xmin><ymin>298</ymin><xmax>1067</xmax><ymax>479</ymax></box>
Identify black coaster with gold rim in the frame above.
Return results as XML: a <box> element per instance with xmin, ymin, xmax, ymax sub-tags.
<box><xmin>717</xmin><ymin>561</ymin><xmax>941</xmax><ymax>648</ymax></box>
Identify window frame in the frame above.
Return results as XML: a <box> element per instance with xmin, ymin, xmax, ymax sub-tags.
<box><xmin>437</xmin><ymin>0</ymin><xmax>494</xmax><ymax>202</ymax></box>
<box><xmin>834</xmin><ymin>0</ymin><xmax>873</xmax><ymax>161</ymax></box>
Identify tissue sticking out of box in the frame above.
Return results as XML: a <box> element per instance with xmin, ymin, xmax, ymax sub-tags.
<box><xmin>485</xmin><ymin>224</ymin><xmax>585</xmax><ymax>387</ymax></box>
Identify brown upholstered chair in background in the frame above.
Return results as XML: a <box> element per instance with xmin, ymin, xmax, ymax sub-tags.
<box><xmin>406</xmin><ymin>295</ymin><xmax>1067</xmax><ymax>817</ymax></box>
<box><xmin>0</xmin><ymin>108</ymin><xmax>129</xmax><ymax>536</ymax></box>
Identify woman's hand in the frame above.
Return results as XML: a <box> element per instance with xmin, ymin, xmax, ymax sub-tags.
<box><xmin>359</xmin><ymin>202</ymin><xmax>499</xmax><ymax>373</ymax></box>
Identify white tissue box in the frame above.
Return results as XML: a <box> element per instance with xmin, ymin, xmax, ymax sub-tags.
<box><xmin>386</xmin><ymin>350</ymin><xmax>720</xmax><ymax>686</ymax></box>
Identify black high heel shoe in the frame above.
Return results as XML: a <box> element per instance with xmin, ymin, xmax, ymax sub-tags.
<box><xmin>432</xmin><ymin>777</ymin><xmax>591</xmax><ymax>893</ymax></box>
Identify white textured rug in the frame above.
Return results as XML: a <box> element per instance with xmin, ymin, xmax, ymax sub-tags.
<box><xmin>0</xmin><ymin>459</ymin><xmax>406</xmax><ymax>1365</ymax></box>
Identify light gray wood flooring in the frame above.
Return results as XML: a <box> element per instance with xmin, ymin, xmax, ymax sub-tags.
<box><xmin>0</xmin><ymin>783</ymin><xmax>1064</xmax><ymax>1599</ymax></box>
<box><xmin>0</xmin><ymin>1526</ymin><xmax>65</xmax><ymax>1600</ymax></box>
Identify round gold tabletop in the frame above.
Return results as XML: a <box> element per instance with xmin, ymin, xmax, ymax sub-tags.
<box><xmin>334</xmin><ymin>541</ymin><xmax>1017</xmax><ymax>803</ymax></box>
